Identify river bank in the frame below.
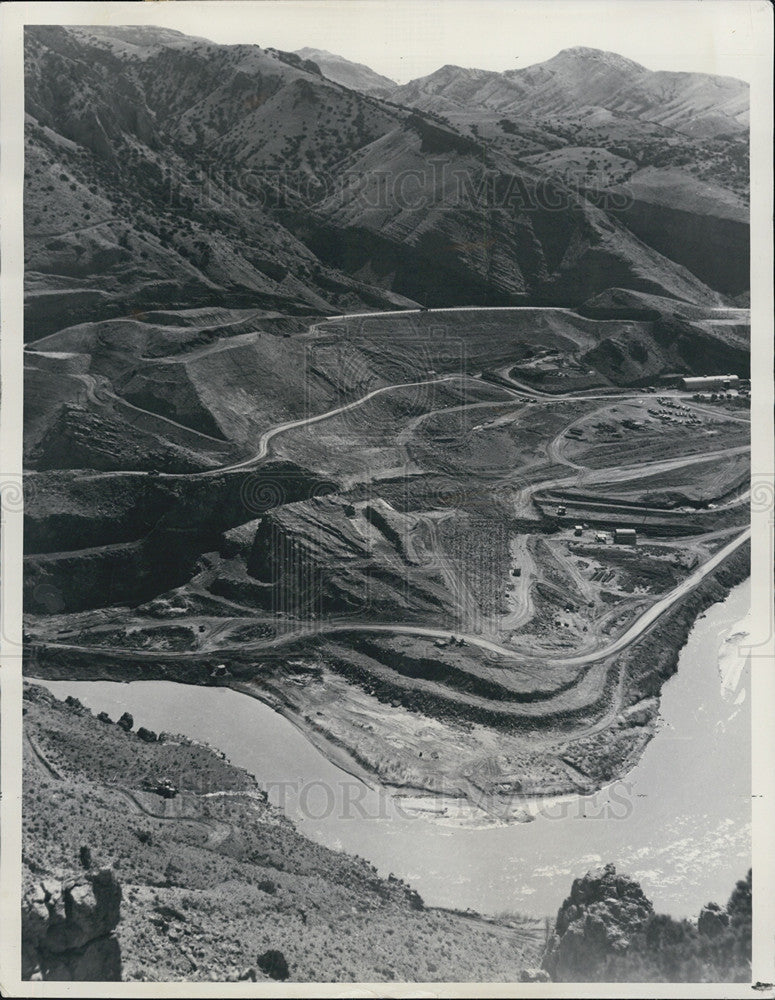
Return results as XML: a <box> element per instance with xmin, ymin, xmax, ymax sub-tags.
<box><xmin>23</xmin><ymin>682</ymin><xmax>544</xmax><ymax>982</ymax></box>
<box><xmin>25</xmin><ymin>540</ymin><xmax>750</xmax><ymax>811</ymax></box>
<box><xmin>38</xmin><ymin>575</ymin><xmax>751</xmax><ymax>918</ymax></box>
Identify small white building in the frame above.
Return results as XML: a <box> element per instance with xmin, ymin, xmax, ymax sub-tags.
<box><xmin>681</xmin><ymin>375</ymin><xmax>740</xmax><ymax>392</ymax></box>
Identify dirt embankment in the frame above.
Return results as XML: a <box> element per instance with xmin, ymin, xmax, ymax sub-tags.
<box><xmin>620</xmin><ymin>540</ymin><xmax>749</xmax><ymax>705</ymax></box>
<box><xmin>24</xmin><ymin>463</ymin><xmax>335</xmax><ymax>613</ymax></box>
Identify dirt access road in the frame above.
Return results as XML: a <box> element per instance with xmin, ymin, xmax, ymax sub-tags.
<box><xmin>36</xmin><ymin>527</ymin><xmax>749</xmax><ymax>669</ymax></box>
<box><xmin>28</xmin><ymin>306</ymin><xmax>750</xmax><ymax>674</ymax></box>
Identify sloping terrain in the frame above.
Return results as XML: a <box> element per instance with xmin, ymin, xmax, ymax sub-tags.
<box><xmin>23</xmin><ymin>26</ymin><xmax>416</xmax><ymax>338</ymax></box>
<box><xmin>24</xmin><ymin>25</ymin><xmax>741</xmax><ymax>343</ymax></box>
<box><xmin>391</xmin><ymin>47</ymin><xmax>749</xmax><ymax>292</ymax></box>
<box><xmin>394</xmin><ymin>47</ymin><xmax>748</xmax><ymax>139</ymax></box>
<box><xmin>295</xmin><ymin>47</ymin><xmax>397</xmax><ymax>95</ymax></box>
<box><xmin>23</xmin><ymin>683</ymin><xmax>543</xmax><ymax>982</ymax></box>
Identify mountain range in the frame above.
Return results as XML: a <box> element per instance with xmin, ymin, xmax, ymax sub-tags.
<box><xmin>24</xmin><ymin>26</ymin><xmax>749</xmax><ymax>340</ymax></box>
<box><xmin>393</xmin><ymin>47</ymin><xmax>748</xmax><ymax>139</ymax></box>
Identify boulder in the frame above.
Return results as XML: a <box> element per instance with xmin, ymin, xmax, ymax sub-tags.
<box><xmin>520</xmin><ymin>967</ymin><xmax>550</xmax><ymax>982</ymax></box>
<box><xmin>136</xmin><ymin>727</ymin><xmax>157</xmax><ymax>743</ymax></box>
<box><xmin>117</xmin><ymin>712</ymin><xmax>133</xmax><ymax>732</ymax></box>
<box><xmin>257</xmin><ymin>949</ymin><xmax>289</xmax><ymax>981</ymax></box>
<box><xmin>22</xmin><ymin>867</ymin><xmax>122</xmax><ymax>981</ymax></box>
<box><xmin>543</xmin><ymin>863</ymin><xmax>654</xmax><ymax>982</ymax></box>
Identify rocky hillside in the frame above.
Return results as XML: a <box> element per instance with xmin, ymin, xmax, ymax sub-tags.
<box><xmin>23</xmin><ymin>683</ymin><xmax>543</xmax><ymax>982</ymax></box>
<box><xmin>23</xmin><ymin>25</ymin><xmax>414</xmax><ymax>339</ymax></box>
<box><xmin>391</xmin><ymin>47</ymin><xmax>749</xmax><ymax>294</ymax></box>
<box><xmin>543</xmin><ymin>863</ymin><xmax>752</xmax><ymax>982</ymax></box>
<box><xmin>24</xmin><ymin>26</ymin><xmax>741</xmax><ymax>341</ymax></box>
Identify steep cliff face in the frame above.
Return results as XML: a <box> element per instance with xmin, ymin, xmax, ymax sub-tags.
<box><xmin>606</xmin><ymin>168</ymin><xmax>749</xmax><ymax>295</ymax></box>
<box><xmin>22</xmin><ymin>867</ymin><xmax>123</xmax><ymax>981</ymax></box>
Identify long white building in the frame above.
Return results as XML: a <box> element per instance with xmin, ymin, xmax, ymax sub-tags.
<box><xmin>682</xmin><ymin>375</ymin><xmax>740</xmax><ymax>391</ymax></box>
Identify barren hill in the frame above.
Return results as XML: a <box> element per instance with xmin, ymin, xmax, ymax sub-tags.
<box><xmin>395</xmin><ymin>47</ymin><xmax>749</xmax><ymax>139</ymax></box>
<box><xmin>295</xmin><ymin>47</ymin><xmax>397</xmax><ymax>95</ymax></box>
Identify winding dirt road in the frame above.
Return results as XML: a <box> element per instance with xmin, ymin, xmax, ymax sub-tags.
<box><xmin>34</xmin><ymin>526</ymin><xmax>749</xmax><ymax>668</ymax></box>
<box><xmin>27</xmin><ymin>306</ymin><xmax>750</xmax><ymax>681</ymax></box>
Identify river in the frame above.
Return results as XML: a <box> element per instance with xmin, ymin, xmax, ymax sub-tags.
<box><xmin>39</xmin><ymin>578</ymin><xmax>750</xmax><ymax>920</ymax></box>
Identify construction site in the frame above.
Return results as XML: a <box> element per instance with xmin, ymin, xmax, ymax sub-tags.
<box><xmin>24</xmin><ymin>307</ymin><xmax>750</xmax><ymax>805</ymax></box>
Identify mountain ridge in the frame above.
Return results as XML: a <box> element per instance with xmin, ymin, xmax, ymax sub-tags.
<box><xmin>294</xmin><ymin>46</ymin><xmax>397</xmax><ymax>95</ymax></box>
<box><xmin>24</xmin><ymin>24</ymin><xmax>748</xmax><ymax>343</ymax></box>
<box><xmin>394</xmin><ymin>44</ymin><xmax>748</xmax><ymax>138</ymax></box>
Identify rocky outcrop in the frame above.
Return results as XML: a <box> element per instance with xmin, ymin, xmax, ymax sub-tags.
<box><xmin>697</xmin><ymin>902</ymin><xmax>730</xmax><ymax>938</ymax></box>
<box><xmin>520</xmin><ymin>967</ymin><xmax>550</xmax><ymax>982</ymax></box>
<box><xmin>117</xmin><ymin>712</ymin><xmax>134</xmax><ymax>732</ymax></box>
<box><xmin>256</xmin><ymin>949</ymin><xmax>290</xmax><ymax>981</ymax></box>
<box><xmin>22</xmin><ymin>867</ymin><xmax>122</xmax><ymax>981</ymax></box>
<box><xmin>542</xmin><ymin>863</ymin><xmax>653</xmax><ymax>981</ymax></box>
<box><xmin>543</xmin><ymin>865</ymin><xmax>752</xmax><ymax>983</ymax></box>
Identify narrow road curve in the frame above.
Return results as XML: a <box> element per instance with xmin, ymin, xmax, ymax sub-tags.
<box><xmin>205</xmin><ymin>373</ymin><xmax>463</xmax><ymax>475</ymax></box>
<box><xmin>24</xmin><ymin>730</ymin><xmax>64</xmax><ymax>780</ymax></box>
<box><xmin>34</xmin><ymin>527</ymin><xmax>749</xmax><ymax>668</ymax></box>
<box><xmin>314</xmin><ymin>526</ymin><xmax>748</xmax><ymax>665</ymax></box>
<box><xmin>113</xmin><ymin>787</ymin><xmax>234</xmax><ymax>849</ymax></box>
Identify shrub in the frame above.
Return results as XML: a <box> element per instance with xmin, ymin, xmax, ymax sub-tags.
<box><xmin>256</xmin><ymin>949</ymin><xmax>289</xmax><ymax>981</ymax></box>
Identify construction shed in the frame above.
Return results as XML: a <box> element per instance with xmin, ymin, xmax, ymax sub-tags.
<box><xmin>614</xmin><ymin>528</ymin><xmax>637</xmax><ymax>545</ymax></box>
<box><xmin>681</xmin><ymin>375</ymin><xmax>740</xmax><ymax>392</ymax></box>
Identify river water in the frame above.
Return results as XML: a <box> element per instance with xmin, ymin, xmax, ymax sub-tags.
<box><xmin>40</xmin><ymin>579</ymin><xmax>750</xmax><ymax>920</ymax></box>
